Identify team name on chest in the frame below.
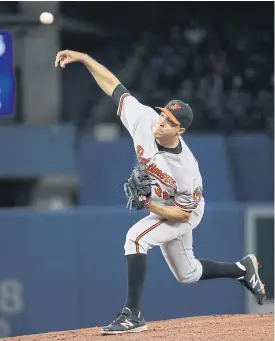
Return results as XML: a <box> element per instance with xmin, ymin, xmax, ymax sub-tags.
<box><xmin>136</xmin><ymin>145</ymin><xmax>176</xmax><ymax>189</ymax></box>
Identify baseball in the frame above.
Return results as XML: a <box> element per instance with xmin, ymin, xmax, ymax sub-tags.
<box><xmin>39</xmin><ymin>12</ymin><xmax>54</xmax><ymax>25</ymax></box>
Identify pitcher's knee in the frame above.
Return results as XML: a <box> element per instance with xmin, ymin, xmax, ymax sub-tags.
<box><xmin>176</xmin><ymin>259</ymin><xmax>203</xmax><ymax>284</ymax></box>
<box><xmin>124</xmin><ymin>230</ymin><xmax>149</xmax><ymax>255</ymax></box>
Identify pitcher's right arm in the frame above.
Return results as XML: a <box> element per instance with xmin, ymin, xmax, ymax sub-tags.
<box><xmin>55</xmin><ymin>50</ymin><xmax>120</xmax><ymax>96</ymax></box>
<box><xmin>55</xmin><ymin>50</ymin><xmax>156</xmax><ymax>136</ymax></box>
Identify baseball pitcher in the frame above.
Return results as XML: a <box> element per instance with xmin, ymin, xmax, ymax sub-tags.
<box><xmin>55</xmin><ymin>50</ymin><xmax>266</xmax><ymax>335</ymax></box>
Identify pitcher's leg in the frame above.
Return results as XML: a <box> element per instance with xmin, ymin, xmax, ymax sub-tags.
<box><xmin>161</xmin><ymin>231</ymin><xmax>251</xmax><ymax>284</ymax></box>
<box><xmin>101</xmin><ymin>215</ymin><xmax>190</xmax><ymax>334</ymax></box>
<box><xmin>124</xmin><ymin>215</ymin><xmax>192</xmax><ymax>313</ymax></box>
<box><xmin>160</xmin><ymin>230</ymin><xmax>203</xmax><ymax>284</ymax></box>
<box><xmin>161</xmin><ymin>231</ymin><xmax>266</xmax><ymax>305</ymax></box>
<box><xmin>123</xmin><ymin>215</ymin><xmax>190</xmax><ymax>313</ymax></box>
<box><xmin>124</xmin><ymin>214</ymin><xmax>191</xmax><ymax>255</ymax></box>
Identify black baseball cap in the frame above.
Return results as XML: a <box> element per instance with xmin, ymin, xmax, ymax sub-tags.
<box><xmin>156</xmin><ymin>99</ymin><xmax>193</xmax><ymax>129</ymax></box>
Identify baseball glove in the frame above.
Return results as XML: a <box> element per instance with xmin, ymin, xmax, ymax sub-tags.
<box><xmin>121</xmin><ymin>162</ymin><xmax>153</xmax><ymax>211</ymax></box>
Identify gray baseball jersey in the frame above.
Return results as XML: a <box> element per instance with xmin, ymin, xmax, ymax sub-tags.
<box><xmin>118</xmin><ymin>93</ymin><xmax>204</xmax><ymax>283</ymax></box>
<box><xmin>118</xmin><ymin>94</ymin><xmax>205</xmax><ymax>218</ymax></box>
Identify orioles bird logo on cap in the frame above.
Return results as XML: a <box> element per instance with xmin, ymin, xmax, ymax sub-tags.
<box><xmin>169</xmin><ymin>103</ymin><xmax>182</xmax><ymax>110</ymax></box>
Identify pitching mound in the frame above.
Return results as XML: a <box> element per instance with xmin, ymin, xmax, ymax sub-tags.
<box><xmin>3</xmin><ymin>314</ymin><xmax>274</xmax><ymax>341</ymax></box>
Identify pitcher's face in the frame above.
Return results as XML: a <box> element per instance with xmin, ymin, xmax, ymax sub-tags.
<box><xmin>153</xmin><ymin>112</ymin><xmax>182</xmax><ymax>138</ymax></box>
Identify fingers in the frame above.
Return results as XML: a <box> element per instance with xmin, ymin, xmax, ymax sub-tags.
<box><xmin>55</xmin><ymin>50</ymin><xmax>68</xmax><ymax>68</ymax></box>
<box><xmin>60</xmin><ymin>57</ymin><xmax>68</xmax><ymax>68</ymax></box>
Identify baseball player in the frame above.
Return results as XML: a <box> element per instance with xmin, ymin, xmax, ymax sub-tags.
<box><xmin>55</xmin><ymin>50</ymin><xmax>266</xmax><ymax>335</ymax></box>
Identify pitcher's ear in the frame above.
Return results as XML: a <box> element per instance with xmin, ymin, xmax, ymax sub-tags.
<box><xmin>177</xmin><ymin>127</ymin><xmax>185</xmax><ymax>135</ymax></box>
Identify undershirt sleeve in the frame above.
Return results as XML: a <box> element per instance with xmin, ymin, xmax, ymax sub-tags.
<box><xmin>111</xmin><ymin>83</ymin><xmax>130</xmax><ymax>106</ymax></box>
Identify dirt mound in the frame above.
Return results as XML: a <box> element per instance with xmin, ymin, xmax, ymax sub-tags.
<box><xmin>3</xmin><ymin>314</ymin><xmax>274</xmax><ymax>341</ymax></box>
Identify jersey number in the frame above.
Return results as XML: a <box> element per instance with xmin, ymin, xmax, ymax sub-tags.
<box><xmin>154</xmin><ymin>183</ymin><xmax>169</xmax><ymax>200</ymax></box>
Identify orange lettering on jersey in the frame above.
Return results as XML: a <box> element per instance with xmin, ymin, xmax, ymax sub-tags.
<box><xmin>136</xmin><ymin>145</ymin><xmax>176</xmax><ymax>189</ymax></box>
<box><xmin>156</xmin><ymin>169</ymin><xmax>162</xmax><ymax>178</ymax></box>
<box><xmin>147</xmin><ymin>164</ymin><xmax>176</xmax><ymax>189</ymax></box>
<box><xmin>148</xmin><ymin>164</ymin><xmax>157</xmax><ymax>173</ymax></box>
<box><xmin>154</xmin><ymin>183</ymin><xmax>169</xmax><ymax>200</ymax></box>
<box><xmin>147</xmin><ymin>163</ymin><xmax>176</xmax><ymax>188</ymax></box>
<box><xmin>154</xmin><ymin>183</ymin><xmax>162</xmax><ymax>197</ymax></box>
<box><xmin>136</xmin><ymin>145</ymin><xmax>151</xmax><ymax>164</ymax></box>
<box><xmin>163</xmin><ymin>191</ymin><xmax>168</xmax><ymax>200</ymax></box>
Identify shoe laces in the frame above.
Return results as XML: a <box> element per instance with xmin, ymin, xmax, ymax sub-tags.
<box><xmin>113</xmin><ymin>311</ymin><xmax>129</xmax><ymax>324</ymax></box>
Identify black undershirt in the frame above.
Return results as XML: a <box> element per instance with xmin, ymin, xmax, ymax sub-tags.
<box><xmin>156</xmin><ymin>140</ymin><xmax>182</xmax><ymax>154</ymax></box>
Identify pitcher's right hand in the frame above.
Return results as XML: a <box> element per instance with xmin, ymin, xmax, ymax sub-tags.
<box><xmin>55</xmin><ymin>49</ymin><xmax>85</xmax><ymax>68</ymax></box>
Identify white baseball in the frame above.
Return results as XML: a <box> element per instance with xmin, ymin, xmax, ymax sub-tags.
<box><xmin>39</xmin><ymin>12</ymin><xmax>54</xmax><ymax>25</ymax></box>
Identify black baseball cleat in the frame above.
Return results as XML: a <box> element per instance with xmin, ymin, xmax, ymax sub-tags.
<box><xmin>237</xmin><ymin>254</ymin><xmax>266</xmax><ymax>305</ymax></box>
<box><xmin>100</xmin><ymin>307</ymin><xmax>147</xmax><ymax>334</ymax></box>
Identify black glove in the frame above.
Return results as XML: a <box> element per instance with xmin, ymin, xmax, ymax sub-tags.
<box><xmin>123</xmin><ymin>162</ymin><xmax>153</xmax><ymax>211</ymax></box>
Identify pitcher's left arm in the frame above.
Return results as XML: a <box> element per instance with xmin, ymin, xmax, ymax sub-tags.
<box><xmin>144</xmin><ymin>200</ymin><xmax>191</xmax><ymax>223</ymax></box>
